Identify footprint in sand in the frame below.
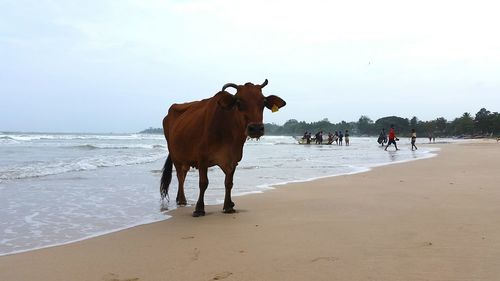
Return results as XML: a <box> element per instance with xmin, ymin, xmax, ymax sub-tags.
<box><xmin>311</xmin><ymin>256</ymin><xmax>338</xmax><ymax>263</ymax></box>
<box><xmin>192</xmin><ymin>247</ymin><xmax>201</xmax><ymax>261</ymax></box>
<box><xmin>102</xmin><ymin>273</ymin><xmax>140</xmax><ymax>281</ymax></box>
<box><xmin>209</xmin><ymin>271</ymin><xmax>233</xmax><ymax>280</ymax></box>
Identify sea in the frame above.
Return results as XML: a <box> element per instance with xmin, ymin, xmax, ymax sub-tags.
<box><xmin>0</xmin><ymin>132</ymin><xmax>443</xmax><ymax>256</ymax></box>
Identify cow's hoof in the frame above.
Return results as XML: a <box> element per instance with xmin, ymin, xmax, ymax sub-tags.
<box><xmin>223</xmin><ymin>208</ymin><xmax>236</xmax><ymax>214</ymax></box>
<box><xmin>177</xmin><ymin>200</ymin><xmax>187</xmax><ymax>206</ymax></box>
<box><xmin>192</xmin><ymin>210</ymin><xmax>205</xmax><ymax>217</ymax></box>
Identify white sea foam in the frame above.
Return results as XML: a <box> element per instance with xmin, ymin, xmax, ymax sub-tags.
<box><xmin>0</xmin><ymin>133</ymin><xmax>164</xmax><ymax>142</ymax></box>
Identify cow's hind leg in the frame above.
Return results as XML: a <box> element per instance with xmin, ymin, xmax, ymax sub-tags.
<box><xmin>223</xmin><ymin>168</ymin><xmax>236</xmax><ymax>214</ymax></box>
<box><xmin>174</xmin><ymin>164</ymin><xmax>188</xmax><ymax>206</ymax></box>
<box><xmin>193</xmin><ymin>166</ymin><xmax>208</xmax><ymax>217</ymax></box>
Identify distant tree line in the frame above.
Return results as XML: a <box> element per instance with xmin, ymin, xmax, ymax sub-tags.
<box><xmin>264</xmin><ymin>108</ymin><xmax>500</xmax><ymax>137</ymax></box>
<box><xmin>140</xmin><ymin>107</ymin><xmax>500</xmax><ymax>137</ymax></box>
<box><xmin>139</xmin><ymin>127</ymin><xmax>163</xmax><ymax>134</ymax></box>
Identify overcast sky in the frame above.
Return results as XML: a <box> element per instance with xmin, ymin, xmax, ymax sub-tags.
<box><xmin>1</xmin><ymin>0</ymin><xmax>499</xmax><ymax>133</ymax></box>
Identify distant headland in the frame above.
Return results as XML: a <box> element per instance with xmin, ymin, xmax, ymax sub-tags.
<box><xmin>139</xmin><ymin>127</ymin><xmax>163</xmax><ymax>134</ymax></box>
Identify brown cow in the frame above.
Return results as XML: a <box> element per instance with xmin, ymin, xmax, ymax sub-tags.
<box><xmin>161</xmin><ymin>79</ymin><xmax>286</xmax><ymax>217</ymax></box>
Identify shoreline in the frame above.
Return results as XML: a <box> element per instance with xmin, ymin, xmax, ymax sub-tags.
<box><xmin>1</xmin><ymin>140</ymin><xmax>499</xmax><ymax>281</ymax></box>
<box><xmin>0</xmin><ymin>144</ymin><xmax>438</xmax><ymax>257</ymax></box>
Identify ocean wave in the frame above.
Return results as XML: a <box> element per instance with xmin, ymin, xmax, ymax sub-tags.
<box><xmin>0</xmin><ymin>136</ymin><xmax>19</xmax><ymax>144</ymax></box>
<box><xmin>0</xmin><ymin>133</ymin><xmax>164</xmax><ymax>142</ymax></box>
<box><xmin>239</xmin><ymin>165</ymin><xmax>260</xmax><ymax>170</ymax></box>
<box><xmin>70</xmin><ymin>144</ymin><xmax>100</xmax><ymax>150</ymax></box>
<box><xmin>0</xmin><ymin>135</ymin><xmax>57</xmax><ymax>141</ymax></box>
<box><xmin>0</xmin><ymin>153</ymin><xmax>165</xmax><ymax>181</ymax></box>
<box><xmin>66</xmin><ymin>144</ymin><xmax>166</xmax><ymax>150</ymax></box>
<box><xmin>272</xmin><ymin>142</ymin><xmax>296</xmax><ymax>145</ymax></box>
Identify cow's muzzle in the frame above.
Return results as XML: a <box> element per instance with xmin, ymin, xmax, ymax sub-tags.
<box><xmin>247</xmin><ymin>123</ymin><xmax>265</xmax><ymax>138</ymax></box>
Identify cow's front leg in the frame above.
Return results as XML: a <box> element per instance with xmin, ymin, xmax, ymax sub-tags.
<box><xmin>223</xmin><ymin>168</ymin><xmax>236</xmax><ymax>213</ymax></box>
<box><xmin>193</xmin><ymin>166</ymin><xmax>208</xmax><ymax>217</ymax></box>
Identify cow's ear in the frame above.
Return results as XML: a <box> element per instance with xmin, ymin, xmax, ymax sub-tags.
<box><xmin>265</xmin><ymin>95</ymin><xmax>286</xmax><ymax>112</ymax></box>
<box><xmin>218</xmin><ymin>91</ymin><xmax>237</xmax><ymax>109</ymax></box>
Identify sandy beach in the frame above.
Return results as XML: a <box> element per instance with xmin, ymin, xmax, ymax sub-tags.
<box><xmin>1</xmin><ymin>140</ymin><xmax>499</xmax><ymax>281</ymax></box>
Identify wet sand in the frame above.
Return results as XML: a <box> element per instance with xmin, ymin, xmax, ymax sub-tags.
<box><xmin>1</xmin><ymin>140</ymin><xmax>500</xmax><ymax>281</ymax></box>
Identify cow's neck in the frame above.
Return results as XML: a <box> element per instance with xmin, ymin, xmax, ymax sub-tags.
<box><xmin>228</xmin><ymin>111</ymin><xmax>248</xmax><ymax>145</ymax></box>
<box><xmin>209</xmin><ymin>107</ymin><xmax>247</xmax><ymax>145</ymax></box>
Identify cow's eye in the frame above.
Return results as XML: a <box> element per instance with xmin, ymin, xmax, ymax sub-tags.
<box><xmin>236</xmin><ymin>99</ymin><xmax>242</xmax><ymax>110</ymax></box>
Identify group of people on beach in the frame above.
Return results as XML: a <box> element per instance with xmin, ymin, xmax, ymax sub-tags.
<box><xmin>303</xmin><ymin>125</ymin><xmax>423</xmax><ymax>151</ymax></box>
<box><xmin>302</xmin><ymin>130</ymin><xmax>350</xmax><ymax>146</ymax></box>
<box><xmin>378</xmin><ymin>124</ymin><xmax>418</xmax><ymax>151</ymax></box>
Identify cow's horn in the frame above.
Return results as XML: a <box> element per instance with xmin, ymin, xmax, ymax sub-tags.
<box><xmin>222</xmin><ymin>83</ymin><xmax>239</xmax><ymax>91</ymax></box>
<box><xmin>260</xmin><ymin>79</ymin><xmax>268</xmax><ymax>88</ymax></box>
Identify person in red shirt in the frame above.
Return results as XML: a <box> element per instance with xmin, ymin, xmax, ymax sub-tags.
<box><xmin>384</xmin><ymin>124</ymin><xmax>399</xmax><ymax>151</ymax></box>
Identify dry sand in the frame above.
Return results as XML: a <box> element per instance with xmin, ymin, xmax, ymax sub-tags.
<box><xmin>1</xmin><ymin>140</ymin><xmax>500</xmax><ymax>281</ymax></box>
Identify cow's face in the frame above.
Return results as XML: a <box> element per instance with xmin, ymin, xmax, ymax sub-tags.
<box><xmin>219</xmin><ymin>79</ymin><xmax>286</xmax><ymax>139</ymax></box>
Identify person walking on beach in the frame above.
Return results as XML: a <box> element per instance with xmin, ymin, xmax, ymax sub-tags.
<box><xmin>378</xmin><ymin>128</ymin><xmax>387</xmax><ymax>146</ymax></box>
<box><xmin>384</xmin><ymin>125</ymin><xmax>399</xmax><ymax>151</ymax></box>
<box><xmin>327</xmin><ymin>132</ymin><xmax>334</xmax><ymax>144</ymax></box>
<box><xmin>345</xmin><ymin>130</ymin><xmax>350</xmax><ymax>146</ymax></box>
<box><xmin>314</xmin><ymin>131</ymin><xmax>323</xmax><ymax>144</ymax></box>
<box><xmin>302</xmin><ymin>131</ymin><xmax>311</xmax><ymax>144</ymax></box>
<box><xmin>410</xmin><ymin>128</ymin><xmax>418</xmax><ymax>151</ymax></box>
<box><xmin>338</xmin><ymin>131</ymin><xmax>344</xmax><ymax>146</ymax></box>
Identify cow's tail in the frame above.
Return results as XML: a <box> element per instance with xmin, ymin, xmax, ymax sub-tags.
<box><xmin>160</xmin><ymin>155</ymin><xmax>173</xmax><ymax>201</ymax></box>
